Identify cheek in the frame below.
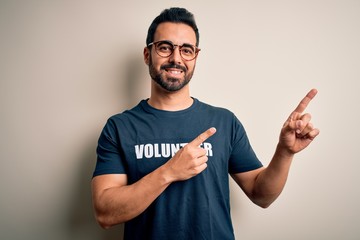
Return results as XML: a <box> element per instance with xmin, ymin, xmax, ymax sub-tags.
<box><xmin>146</xmin><ymin>50</ymin><xmax>162</xmax><ymax>67</ymax></box>
<box><xmin>185</xmin><ymin>62</ymin><xmax>196</xmax><ymax>72</ymax></box>
<box><xmin>149</xmin><ymin>55</ymin><xmax>164</xmax><ymax>69</ymax></box>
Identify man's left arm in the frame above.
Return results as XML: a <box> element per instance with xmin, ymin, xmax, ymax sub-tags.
<box><xmin>231</xmin><ymin>89</ymin><xmax>320</xmax><ymax>208</ymax></box>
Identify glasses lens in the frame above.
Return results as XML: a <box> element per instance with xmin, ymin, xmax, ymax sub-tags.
<box><xmin>179</xmin><ymin>44</ymin><xmax>196</xmax><ymax>61</ymax></box>
<box><xmin>155</xmin><ymin>41</ymin><xmax>174</xmax><ymax>57</ymax></box>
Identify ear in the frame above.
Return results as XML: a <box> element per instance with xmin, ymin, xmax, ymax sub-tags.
<box><xmin>143</xmin><ymin>47</ymin><xmax>150</xmax><ymax>65</ymax></box>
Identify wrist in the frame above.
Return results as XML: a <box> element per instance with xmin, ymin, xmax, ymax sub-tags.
<box><xmin>275</xmin><ymin>143</ymin><xmax>295</xmax><ymax>160</ymax></box>
<box><xmin>158</xmin><ymin>162</ymin><xmax>176</xmax><ymax>185</ymax></box>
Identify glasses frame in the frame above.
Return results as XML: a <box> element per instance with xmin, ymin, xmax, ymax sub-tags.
<box><xmin>147</xmin><ymin>40</ymin><xmax>201</xmax><ymax>61</ymax></box>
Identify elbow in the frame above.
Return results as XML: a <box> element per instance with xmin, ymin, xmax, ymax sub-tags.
<box><xmin>94</xmin><ymin>209</ymin><xmax>128</xmax><ymax>229</ymax></box>
<box><xmin>257</xmin><ymin>201</ymin><xmax>272</xmax><ymax>209</ymax></box>
<box><xmin>95</xmin><ymin>213</ymin><xmax>113</xmax><ymax>229</ymax></box>
<box><xmin>98</xmin><ymin>222</ymin><xmax>112</xmax><ymax>230</ymax></box>
<box><xmin>250</xmin><ymin>188</ymin><xmax>280</xmax><ymax>209</ymax></box>
<box><xmin>94</xmin><ymin>211</ymin><xmax>124</xmax><ymax>229</ymax></box>
<box><xmin>251</xmin><ymin>195</ymin><xmax>277</xmax><ymax>209</ymax></box>
<box><xmin>93</xmin><ymin>204</ymin><xmax>112</xmax><ymax>229</ymax></box>
<box><xmin>99</xmin><ymin>222</ymin><xmax>112</xmax><ymax>230</ymax></box>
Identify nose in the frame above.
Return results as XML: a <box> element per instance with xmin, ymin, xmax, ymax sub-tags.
<box><xmin>168</xmin><ymin>46</ymin><xmax>182</xmax><ymax>64</ymax></box>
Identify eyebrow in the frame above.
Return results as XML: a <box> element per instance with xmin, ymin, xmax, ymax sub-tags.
<box><xmin>158</xmin><ymin>40</ymin><xmax>197</xmax><ymax>47</ymax></box>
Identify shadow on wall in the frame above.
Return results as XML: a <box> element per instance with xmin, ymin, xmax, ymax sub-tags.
<box><xmin>67</xmin><ymin>141</ymin><xmax>125</xmax><ymax>240</ymax></box>
<box><xmin>67</xmin><ymin>52</ymin><xmax>148</xmax><ymax>240</ymax></box>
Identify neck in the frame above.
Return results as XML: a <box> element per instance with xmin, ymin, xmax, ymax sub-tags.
<box><xmin>148</xmin><ymin>84</ymin><xmax>193</xmax><ymax>111</ymax></box>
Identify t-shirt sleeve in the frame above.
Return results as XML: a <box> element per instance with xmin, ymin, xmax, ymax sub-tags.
<box><xmin>93</xmin><ymin>118</ymin><xmax>127</xmax><ymax>177</ymax></box>
<box><xmin>228</xmin><ymin>115</ymin><xmax>263</xmax><ymax>174</ymax></box>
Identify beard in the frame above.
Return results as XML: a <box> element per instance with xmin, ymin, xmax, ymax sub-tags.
<box><xmin>148</xmin><ymin>57</ymin><xmax>195</xmax><ymax>92</ymax></box>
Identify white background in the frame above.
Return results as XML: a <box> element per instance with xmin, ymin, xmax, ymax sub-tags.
<box><xmin>1</xmin><ymin>1</ymin><xmax>359</xmax><ymax>239</ymax></box>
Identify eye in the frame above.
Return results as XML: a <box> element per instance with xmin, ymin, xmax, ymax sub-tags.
<box><xmin>181</xmin><ymin>47</ymin><xmax>195</xmax><ymax>56</ymax></box>
<box><xmin>157</xmin><ymin>42</ymin><xmax>173</xmax><ymax>52</ymax></box>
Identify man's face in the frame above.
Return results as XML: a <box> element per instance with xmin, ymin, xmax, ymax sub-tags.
<box><xmin>144</xmin><ymin>22</ymin><xmax>198</xmax><ymax>92</ymax></box>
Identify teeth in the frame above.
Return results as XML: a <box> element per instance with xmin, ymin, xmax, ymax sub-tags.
<box><xmin>169</xmin><ymin>70</ymin><xmax>181</xmax><ymax>74</ymax></box>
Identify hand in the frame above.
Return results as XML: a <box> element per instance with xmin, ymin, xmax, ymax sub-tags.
<box><xmin>279</xmin><ymin>89</ymin><xmax>320</xmax><ymax>155</ymax></box>
<box><xmin>164</xmin><ymin>127</ymin><xmax>217</xmax><ymax>182</ymax></box>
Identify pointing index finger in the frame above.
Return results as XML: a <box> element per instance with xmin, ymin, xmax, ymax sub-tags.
<box><xmin>189</xmin><ymin>127</ymin><xmax>217</xmax><ymax>147</ymax></box>
<box><xmin>293</xmin><ymin>89</ymin><xmax>318</xmax><ymax>114</ymax></box>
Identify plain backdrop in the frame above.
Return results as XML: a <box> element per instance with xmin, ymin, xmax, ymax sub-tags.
<box><xmin>1</xmin><ymin>1</ymin><xmax>359</xmax><ymax>239</ymax></box>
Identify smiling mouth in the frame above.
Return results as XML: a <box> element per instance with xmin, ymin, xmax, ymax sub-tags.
<box><xmin>161</xmin><ymin>64</ymin><xmax>186</xmax><ymax>75</ymax></box>
<box><xmin>165</xmin><ymin>68</ymin><xmax>183</xmax><ymax>75</ymax></box>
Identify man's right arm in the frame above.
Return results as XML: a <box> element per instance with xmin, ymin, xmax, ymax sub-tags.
<box><xmin>91</xmin><ymin>127</ymin><xmax>217</xmax><ymax>228</ymax></box>
<box><xmin>91</xmin><ymin>167</ymin><xmax>172</xmax><ymax>228</ymax></box>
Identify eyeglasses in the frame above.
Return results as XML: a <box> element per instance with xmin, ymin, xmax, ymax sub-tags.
<box><xmin>147</xmin><ymin>40</ymin><xmax>200</xmax><ymax>61</ymax></box>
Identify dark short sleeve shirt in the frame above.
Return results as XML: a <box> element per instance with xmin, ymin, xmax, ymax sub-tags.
<box><xmin>93</xmin><ymin>99</ymin><xmax>263</xmax><ymax>240</ymax></box>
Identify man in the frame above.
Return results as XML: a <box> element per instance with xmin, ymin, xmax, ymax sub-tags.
<box><xmin>91</xmin><ymin>7</ymin><xmax>319</xmax><ymax>240</ymax></box>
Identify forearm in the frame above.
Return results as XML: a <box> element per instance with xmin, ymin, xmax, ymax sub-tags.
<box><xmin>252</xmin><ymin>144</ymin><xmax>294</xmax><ymax>208</ymax></box>
<box><xmin>93</xmin><ymin>165</ymin><xmax>172</xmax><ymax>228</ymax></box>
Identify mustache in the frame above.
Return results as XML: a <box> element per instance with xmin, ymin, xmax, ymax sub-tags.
<box><xmin>161</xmin><ymin>64</ymin><xmax>187</xmax><ymax>72</ymax></box>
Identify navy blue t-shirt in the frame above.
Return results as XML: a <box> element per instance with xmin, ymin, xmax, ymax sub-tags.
<box><xmin>93</xmin><ymin>98</ymin><xmax>263</xmax><ymax>240</ymax></box>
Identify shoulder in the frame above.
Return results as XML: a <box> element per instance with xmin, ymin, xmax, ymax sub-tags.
<box><xmin>107</xmin><ymin>100</ymin><xmax>146</xmax><ymax>123</ymax></box>
<box><xmin>99</xmin><ymin>101</ymin><xmax>147</xmax><ymax>141</ymax></box>
<box><xmin>196</xmin><ymin>99</ymin><xmax>246</xmax><ymax>134</ymax></box>
<box><xmin>196</xmin><ymin>99</ymin><xmax>236</xmax><ymax>118</ymax></box>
